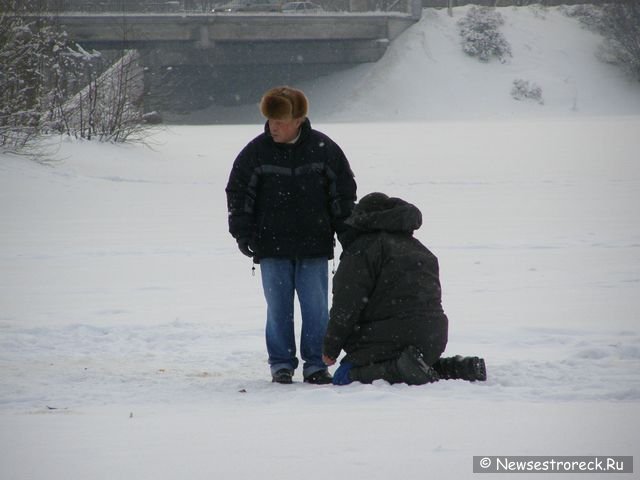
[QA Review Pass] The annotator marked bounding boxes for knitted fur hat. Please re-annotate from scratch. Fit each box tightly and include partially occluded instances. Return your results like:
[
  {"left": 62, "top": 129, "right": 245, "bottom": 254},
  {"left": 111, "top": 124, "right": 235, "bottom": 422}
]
[{"left": 260, "top": 86, "right": 309, "bottom": 120}]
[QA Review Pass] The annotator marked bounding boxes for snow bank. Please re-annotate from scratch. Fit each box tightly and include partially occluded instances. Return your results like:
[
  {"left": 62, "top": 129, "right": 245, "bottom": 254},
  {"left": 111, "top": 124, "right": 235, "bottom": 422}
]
[{"left": 1, "top": 6, "right": 639, "bottom": 480}]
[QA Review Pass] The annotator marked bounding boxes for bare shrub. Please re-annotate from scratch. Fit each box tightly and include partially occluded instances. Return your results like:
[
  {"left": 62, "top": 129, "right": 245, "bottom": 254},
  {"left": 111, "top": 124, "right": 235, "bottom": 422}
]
[
  {"left": 54, "top": 50, "right": 147, "bottom": 142},
  {"left": 2, "top": 3, "right": 153, "bottom": 157},
  {"left": 511, "top": 79, "right": 544, "bottom": 104}
]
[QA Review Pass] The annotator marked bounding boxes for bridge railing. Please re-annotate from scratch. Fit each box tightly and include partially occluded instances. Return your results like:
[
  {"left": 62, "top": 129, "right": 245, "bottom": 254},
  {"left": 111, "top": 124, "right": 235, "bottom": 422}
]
[{"left": 6, "top": 0, "right": 415, "bottom": 14}]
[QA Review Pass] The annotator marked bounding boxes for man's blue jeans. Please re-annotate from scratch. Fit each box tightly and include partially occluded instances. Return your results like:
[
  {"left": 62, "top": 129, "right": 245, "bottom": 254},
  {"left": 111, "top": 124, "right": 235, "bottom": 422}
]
[{"left": 260, "top": 257, "right": 329, "bottom": 378}]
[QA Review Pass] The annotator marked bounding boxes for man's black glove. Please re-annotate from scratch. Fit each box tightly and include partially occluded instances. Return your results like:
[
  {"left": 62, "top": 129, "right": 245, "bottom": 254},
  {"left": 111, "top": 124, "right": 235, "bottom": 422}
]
[{"left": 237, "top": 238, "right": 255, "bottom": 258}]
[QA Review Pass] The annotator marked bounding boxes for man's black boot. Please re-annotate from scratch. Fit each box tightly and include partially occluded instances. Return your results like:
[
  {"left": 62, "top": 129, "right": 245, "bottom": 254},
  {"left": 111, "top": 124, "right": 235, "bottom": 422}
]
[
  {"left": 396, "top": 346, "right": 440, "bottom": 385},
  {"left": 304, "top": 369, "right": 333, "bottom": 385},
  {"left": 433, "top": 355, "right": 487, "bottom": 382},
  {"left": 272, "top": 369, "right": 294, "bottom": 384},
  {"left": 350, "top": 346, "right": 439, "bottom": 385}
]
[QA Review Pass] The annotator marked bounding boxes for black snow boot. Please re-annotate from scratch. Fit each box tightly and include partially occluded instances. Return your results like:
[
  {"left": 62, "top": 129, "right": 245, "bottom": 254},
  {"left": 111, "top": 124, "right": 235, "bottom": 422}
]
[
  {"left": 272, "top": 368, "right": 294, "bottom": 384},
  {"left": 350, "top": 346, "right": 439, "bottom": 385},
  {"left": 396, "top": 346, "right": 440, "bottom": 385},
  {"left": 304, "top": 369, "right": 333, "bottom": 385},
  {"left": 432, "top": 355, "right": 487, "bottom": 382}
]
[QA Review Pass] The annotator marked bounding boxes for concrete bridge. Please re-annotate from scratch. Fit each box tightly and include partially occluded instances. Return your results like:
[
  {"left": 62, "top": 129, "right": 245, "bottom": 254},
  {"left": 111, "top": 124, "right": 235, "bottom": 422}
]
[{"left": 53, "top": 10, "right": 421, "bottom": 115}]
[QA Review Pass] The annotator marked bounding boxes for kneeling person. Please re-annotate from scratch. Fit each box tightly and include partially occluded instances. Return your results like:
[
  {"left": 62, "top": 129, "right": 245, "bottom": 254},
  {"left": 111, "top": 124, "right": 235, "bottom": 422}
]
[{"left": 322, "top": 193, "right": 486, "bottom": 386}]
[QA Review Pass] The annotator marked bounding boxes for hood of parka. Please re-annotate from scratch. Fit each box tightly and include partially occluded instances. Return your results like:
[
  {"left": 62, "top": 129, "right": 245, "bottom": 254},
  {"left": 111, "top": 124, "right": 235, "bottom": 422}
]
[{"left": 345, "top": 192, "right": 422, "bottom": 234}]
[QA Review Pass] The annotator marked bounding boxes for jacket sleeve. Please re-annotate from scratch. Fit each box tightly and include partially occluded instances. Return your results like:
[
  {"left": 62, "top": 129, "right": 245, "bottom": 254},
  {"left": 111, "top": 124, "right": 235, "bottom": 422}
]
[
  {"left": 325, "top": 142, "right": 357, "bottom": 236},
  {"left": 225, "top": 143, "right": 258, "bottom": 241},
  {"left": 323, "top": 239, "right": 380, "bottom": 360}
]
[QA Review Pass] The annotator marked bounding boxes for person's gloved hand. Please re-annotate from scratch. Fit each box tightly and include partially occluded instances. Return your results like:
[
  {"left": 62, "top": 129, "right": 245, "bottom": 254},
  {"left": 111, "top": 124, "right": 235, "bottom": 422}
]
[
  {"left": 332, "top": 362, "right": 354, "bottom": 386},
  {"left": 237, "top": 238, "right": 255, "bottom": 258},
  {"left": 323, "top": 354, "right": 336, "bottom": 366}
]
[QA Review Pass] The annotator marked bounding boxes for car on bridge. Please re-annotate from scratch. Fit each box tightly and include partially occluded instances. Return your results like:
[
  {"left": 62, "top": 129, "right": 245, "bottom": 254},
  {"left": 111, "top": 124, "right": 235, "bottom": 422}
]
[
  {"left": 281, "top": 1, "right": 323, "bottom": 13},
  {"left": 212, "top": 0, "right": 282, "bottom": 12}
]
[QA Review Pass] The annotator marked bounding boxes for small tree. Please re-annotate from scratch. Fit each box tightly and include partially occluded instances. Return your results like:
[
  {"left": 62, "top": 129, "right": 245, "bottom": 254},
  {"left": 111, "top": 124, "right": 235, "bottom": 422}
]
[
  {"left": 0, "top": 10, "right": 73, "bottom": 150},
  {"left": 457, "top": 6, "right": 512, "bottom": 63},
  {"left": 2, "top": 2, "right": 152, "bottom": 155}
]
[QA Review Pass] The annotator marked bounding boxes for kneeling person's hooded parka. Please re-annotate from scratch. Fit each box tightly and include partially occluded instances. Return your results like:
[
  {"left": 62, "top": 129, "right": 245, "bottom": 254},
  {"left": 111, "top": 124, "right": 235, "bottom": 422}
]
[{"left": 323, "top": 193, "right": 448, "bottom": 367}]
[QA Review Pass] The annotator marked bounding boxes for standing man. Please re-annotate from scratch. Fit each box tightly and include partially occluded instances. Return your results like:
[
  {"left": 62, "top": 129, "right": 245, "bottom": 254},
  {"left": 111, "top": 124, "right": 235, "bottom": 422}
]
[{"left": 226, "top": 86, "right": 357, "bottom": 384}]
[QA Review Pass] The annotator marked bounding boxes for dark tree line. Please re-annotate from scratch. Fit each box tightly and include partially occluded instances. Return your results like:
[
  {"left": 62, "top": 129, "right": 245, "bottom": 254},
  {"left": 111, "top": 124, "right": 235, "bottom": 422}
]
[{"left": 599, "top": 1, "right": 640, "bottom": 82}]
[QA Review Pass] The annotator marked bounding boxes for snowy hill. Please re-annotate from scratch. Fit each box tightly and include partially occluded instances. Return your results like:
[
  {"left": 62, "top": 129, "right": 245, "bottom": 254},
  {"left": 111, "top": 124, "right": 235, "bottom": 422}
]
[
  {"left": 1, "top": 6, "right": 640, "bottom": 480},
  {"left": 311, "top": 6, "right": 640, "bottom": 121},
  {"left": 182, "top": 5, "right": 640, "bottom": 124}
]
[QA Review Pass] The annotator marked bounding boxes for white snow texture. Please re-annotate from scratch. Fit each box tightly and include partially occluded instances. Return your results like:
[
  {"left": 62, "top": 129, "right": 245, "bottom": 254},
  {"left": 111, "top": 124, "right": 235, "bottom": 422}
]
[{"left": 1, "top": 6, "right": 639, "bottom": 480}]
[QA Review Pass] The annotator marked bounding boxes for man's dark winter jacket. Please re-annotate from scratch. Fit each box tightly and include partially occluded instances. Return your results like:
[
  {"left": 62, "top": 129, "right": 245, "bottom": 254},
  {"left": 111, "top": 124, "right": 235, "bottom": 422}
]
[
  {"left": 323, "top": 193, "right": 449, "bottom": 366},
  {"left": 225, "top": 119, "right": 356, "bottom": 260}
]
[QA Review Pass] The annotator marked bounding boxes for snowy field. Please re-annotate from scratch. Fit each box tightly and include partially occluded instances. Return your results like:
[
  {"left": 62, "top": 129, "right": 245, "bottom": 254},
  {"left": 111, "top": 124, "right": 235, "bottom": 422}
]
[{"left": 2, "top": 6, "right": 640, "bottom": 480}]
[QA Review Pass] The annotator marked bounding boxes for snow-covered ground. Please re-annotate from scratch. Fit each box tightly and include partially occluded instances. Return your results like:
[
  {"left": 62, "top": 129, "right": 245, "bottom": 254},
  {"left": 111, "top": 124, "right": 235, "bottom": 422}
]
[{"left": 1, "top": 6, "right": 639, "bottom": 480}]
